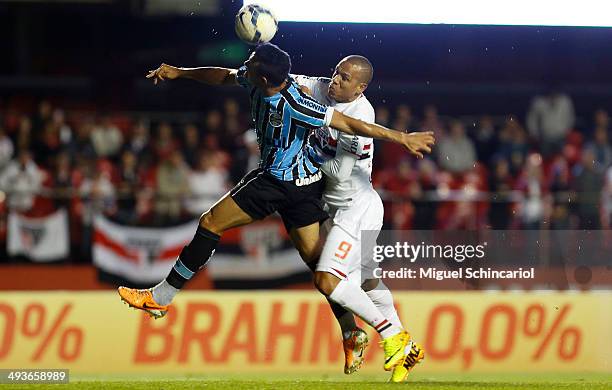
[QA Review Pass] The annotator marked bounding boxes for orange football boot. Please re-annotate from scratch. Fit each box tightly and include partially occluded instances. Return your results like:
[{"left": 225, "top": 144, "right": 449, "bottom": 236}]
[
  {"left": 117, "top": 286, "right": 169, "bottom": 319},
  {"left": 343, "top": 328, "right": 369, "bottom": 374}
]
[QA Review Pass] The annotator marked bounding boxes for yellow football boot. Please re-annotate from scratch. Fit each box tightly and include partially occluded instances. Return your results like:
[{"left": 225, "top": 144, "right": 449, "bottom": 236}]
[
  {"left": 381, "top": 330, "right": 411, "bottom": 371},
  {"left": 390, "top": 340, "right": 425, "bottom": 382}
]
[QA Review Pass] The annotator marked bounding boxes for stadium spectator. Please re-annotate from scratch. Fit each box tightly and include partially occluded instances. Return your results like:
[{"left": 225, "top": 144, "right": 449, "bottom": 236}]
[
  {"left": 394, "top": 104, "right": 417, "bottom": 130},
  {"left": 444, "top": 171, "right": 482, "bottom": 230},
  {"left": 16, "top": 116, "right": 32, "bottom": 151},
  {"left": 472, "top": 115, "right": 497, "bottom": 164},
  {"left": 223, "top": 98, "right": 247, "bottom": 150},
  {"left": 0, "top": 149, "right": 43, "bottom": 212},
  {"left": 592, "top": 108, "right": 609, "bottom": 136},
  {"left": 115, "top": 150, "right": 140, "bottom": 224},
  {"left": 78, "top": 162, "right": 116, "bottom": 225},
  {"left": 377, "top": 158, "right": 416, "bottom": 229},
  {"left": 488, "top": 157, "right": 514, "bottom": 229},
  {"left": 153, "top": 122, "right": 178, "bottom": 161},
  {"left": 498, "top": 116, "right": 530, "bottom": 175},
  {"left": 572, "top": 146, "right": 604, "bottom": 229},
  {"left": 437, "top": 120, "right": 477, "bottom": 174},
  {"left": 375, "top": 106, "right": 390, "bottom": 127},
  {"left": 229, "top": 130, "right": 260, "bottom": 186},
  {"left": 182, "top": 123, "right": 201, "bottom": 168},
  {"left": 587, "top": 126, "right": 612, "bottom": 168},
  {"left": 516, "top": 153, "right": 550, "bottom": 229},
  {"left": 31, "top": 100, "right": 52, "bottom": 135},
  {"left": 52, "top": 109, "right": 73, "bottom": 146},
  {"left": 51, "top": 152, "right": 73, "bottom": 209},
  {"left": 125, "top": 120, "right": 152, "bottom": 156},
  {"left": 77, "top": 160, "right": 116, "bottom": 258},
  {"left": 381, "top": 104, "right": 419, "bottom": 169},
  {"left": 204, "top": 109, "right": 223, "bottom": 134},
  {"left": 410, "top": 158, "right": 439, "bottom": 229},
  {"left": 548, "top": 156, "right": 573, "bottom": 229},
  {"left": 421, "top": 104, "right": 444, "bottom": 134},
  {"left": 33, "top": 121, "right": 61, "bottom": 166},
  {"left": 527, "top": 88, "right": 575, "bottom": 157},
  {"left": 90, "top": 116, "right": 123, "bottom": 158},
  {"left": 154, "top": 150, "right": 190, "bottom": 224},
  {"left": 202, "top": 132, "right": 230, "bottom": 168},
  {"left": 0, "top": 126, "right": 14, "bottom": 171},
  {"left": 186, "top": 151, "right": 228, "bottom": 216},
  {"left": 601, "top": 165, "right": 612, "bottom": 229},
  {"left": 65, "top": 120, "right": 96, "bottom": 161}
]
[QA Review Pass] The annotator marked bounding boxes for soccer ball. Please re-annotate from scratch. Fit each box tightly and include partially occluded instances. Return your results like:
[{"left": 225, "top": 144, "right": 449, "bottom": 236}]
[{"left": 235, "top": 3, "right": 278, "bottom": 45}]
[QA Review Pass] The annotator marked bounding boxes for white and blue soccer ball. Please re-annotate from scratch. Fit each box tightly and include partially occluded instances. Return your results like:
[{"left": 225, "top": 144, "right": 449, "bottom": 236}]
[{"left": 235, "top": 3, "right": 278, "bottom": 45}]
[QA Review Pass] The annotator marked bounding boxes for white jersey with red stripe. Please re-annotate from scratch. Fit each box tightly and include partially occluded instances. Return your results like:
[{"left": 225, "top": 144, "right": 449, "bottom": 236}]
[{"left": 293, "top": 75, "right": 376, "bottom": 210}]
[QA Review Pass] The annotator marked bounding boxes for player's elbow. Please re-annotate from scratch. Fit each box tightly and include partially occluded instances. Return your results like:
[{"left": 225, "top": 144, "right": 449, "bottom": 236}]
[{"left": 222, "top": 70, "right": 238, "bottom": 85}]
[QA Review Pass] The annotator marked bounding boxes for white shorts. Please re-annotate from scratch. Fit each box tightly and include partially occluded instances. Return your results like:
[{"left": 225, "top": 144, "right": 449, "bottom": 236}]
[{"left": 316, "top": 189, "right": 384, "bottom": 285}]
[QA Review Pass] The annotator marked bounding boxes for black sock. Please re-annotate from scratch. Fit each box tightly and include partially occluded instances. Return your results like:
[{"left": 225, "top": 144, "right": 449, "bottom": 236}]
[
  {"left": 327, "top": 297, "right": 357, "bottom": 336},
  {"left": 166, "top": 226, "right": 220, "bottom": 289}
]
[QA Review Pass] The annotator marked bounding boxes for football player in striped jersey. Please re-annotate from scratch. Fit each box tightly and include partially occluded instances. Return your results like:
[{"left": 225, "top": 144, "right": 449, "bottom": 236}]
[{"left": 118, "top": 44, "right": 434, "bottom": 374}]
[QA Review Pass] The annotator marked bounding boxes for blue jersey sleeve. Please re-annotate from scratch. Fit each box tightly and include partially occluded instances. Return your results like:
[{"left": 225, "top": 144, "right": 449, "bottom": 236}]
[{"left": 282, "top": 85, "right": 334, "bottom": 129}]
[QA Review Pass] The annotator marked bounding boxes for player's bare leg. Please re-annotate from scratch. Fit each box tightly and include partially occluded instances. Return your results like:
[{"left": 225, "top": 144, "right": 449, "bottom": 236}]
[
  {"left": 302, "top": 267, "right": 366, "bottom": 375},
  {"left": 118, "top": 194, "right": 254, "bottom": 318},
  {"left": 288, "top": 221, "right": 324, "bottom": 264},
  {"left": 291, "top": 224, "right": 368, "bottom": 374}
]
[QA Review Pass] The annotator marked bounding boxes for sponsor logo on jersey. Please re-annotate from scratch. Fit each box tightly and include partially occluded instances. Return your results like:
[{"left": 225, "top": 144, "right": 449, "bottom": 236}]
[
  {"left": 269, "top": 111, "right": 282, "bottom": 127},
  {"left": 297, "top": 97, "right": 325, "bottom": 112},
  {"left": 295, "top": 170, "right": 323, "bottom": 187}
]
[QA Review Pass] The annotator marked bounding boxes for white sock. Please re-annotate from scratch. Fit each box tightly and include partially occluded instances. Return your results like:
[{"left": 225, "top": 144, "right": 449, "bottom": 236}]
[
  {"left": 365, "top": 281, "right": 403, "bottom": 329},
  {"left": 329, "top": 279, "right": 401, "bottom": 339},
  {"left": 151, "top": 280, "right": 178, "bottom": 306}
]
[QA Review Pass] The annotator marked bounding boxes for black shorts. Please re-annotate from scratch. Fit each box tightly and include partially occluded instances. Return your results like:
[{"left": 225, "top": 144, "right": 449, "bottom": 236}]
[{"left": 230, "top": 168, "right": 329, "bottom": 231}]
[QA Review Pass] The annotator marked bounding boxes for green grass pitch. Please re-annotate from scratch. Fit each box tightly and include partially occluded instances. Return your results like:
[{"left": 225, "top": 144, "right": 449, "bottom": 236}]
[{"left": 4, "top": 372, "right": 611, "bottom": 389}]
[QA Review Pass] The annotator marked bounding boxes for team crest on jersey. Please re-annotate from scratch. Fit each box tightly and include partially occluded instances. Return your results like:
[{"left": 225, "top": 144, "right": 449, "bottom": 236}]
[{"left": 269, "top": 111, "right": 282, "bottom": 127}]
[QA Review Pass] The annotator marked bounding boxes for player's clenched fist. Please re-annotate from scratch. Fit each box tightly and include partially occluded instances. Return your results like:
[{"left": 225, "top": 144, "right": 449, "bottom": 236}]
[
  {"left": 400, "top": 131, "right": 435, "bottom": 159},
  {"left": 146, "top": 63, "right": 182, "bottom": 84}
]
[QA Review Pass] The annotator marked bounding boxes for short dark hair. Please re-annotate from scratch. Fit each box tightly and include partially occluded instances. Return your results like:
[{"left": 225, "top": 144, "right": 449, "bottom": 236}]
[
  {"left": 252, "top": 43, "right": 291, "bottom": 86},
  {"left": 344, "top": 55, "right": 374, "bottom": 84}
]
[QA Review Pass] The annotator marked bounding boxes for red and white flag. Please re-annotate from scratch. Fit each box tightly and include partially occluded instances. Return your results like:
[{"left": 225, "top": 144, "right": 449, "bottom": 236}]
[
  {"left": 92, "top": 215, "right": 197, "bottom": 284},
  {"left": 7, "top": 209, "right": 69, "bottom": 262}
]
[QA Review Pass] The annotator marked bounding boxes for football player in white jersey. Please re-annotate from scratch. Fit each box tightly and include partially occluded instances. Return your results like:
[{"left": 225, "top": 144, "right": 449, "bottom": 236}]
[{"left": 295, "top": 56, "right": 427, "bottom": 382}]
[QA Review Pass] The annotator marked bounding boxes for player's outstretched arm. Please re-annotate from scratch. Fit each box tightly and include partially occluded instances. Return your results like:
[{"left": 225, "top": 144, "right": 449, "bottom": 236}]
[
  {"left": 329, "top": 110, "right": 436, "bottom": 159},
  {"left": 146, "top": 63, "right": 238, "bottom": 86}
]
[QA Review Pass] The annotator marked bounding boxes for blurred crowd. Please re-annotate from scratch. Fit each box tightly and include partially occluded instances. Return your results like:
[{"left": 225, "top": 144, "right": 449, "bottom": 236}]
[
  {"left": 374, "top": 92, "right": 610, "bottom": 231},
  {"left": 0, "top": 90, "right": 610, "bottom": 261}
]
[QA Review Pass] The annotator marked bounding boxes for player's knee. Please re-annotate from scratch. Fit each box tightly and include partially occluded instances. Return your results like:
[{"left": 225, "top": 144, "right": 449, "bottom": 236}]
[
  {"left": 199, "top": 212, "right": 222, "bottom": 235},
  {"left": 293, "top": 241, "right": 320, "bottom": 264},
  {"left": 361, "top": 278, "right": 379, "bottom": 292},
  {"left": 314, "top": 271, "right": 339, "bottom": 296},
  {"left": 300, "top": 250, "right": 319, "bottom": 265},
  {"left": 304, "top": 260, "right": 317, "bottom": 273}
]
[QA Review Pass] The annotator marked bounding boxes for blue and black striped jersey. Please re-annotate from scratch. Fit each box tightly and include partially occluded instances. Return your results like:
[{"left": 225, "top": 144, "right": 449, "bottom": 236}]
[{"left": 236, "top": 66, "right": 334, "bottom": 181}]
